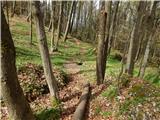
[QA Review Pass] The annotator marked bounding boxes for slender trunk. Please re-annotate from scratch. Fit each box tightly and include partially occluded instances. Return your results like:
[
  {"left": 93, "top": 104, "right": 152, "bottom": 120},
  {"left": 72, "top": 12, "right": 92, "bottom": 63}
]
[
  {"left": 55, "top": 1, "right": 63, "bottom": 51},
  {"left": 33, "top": 1, "right": 59, "bottom": 100},
  {"left": 50, "top": 2, "right": 55, "bottom": 52},
  {"left": 108, "top": 1, "right": 119, "bottom": 55},
  {"left": 75, "top": 2, "right": 81, "bottom": 33},
  {"left": 86, "top": 1, "right": 93, "bottom": 40},
  {"left": 48, "top": 19, "right": 52, "bottom": 32},
  {"left": 139, "top": 35, "right": 152, "bottom": 78},
  {"left": 63, "top": 1, "right": 75, "bottom": 42},
  {"left": 6, "top": 1, "right": 9, "bottom": 27},
  {"left": 69, "top": 2, "right": 77, "bottom": 34},
  {"left": 96, "top": 1, "right": 107, "bottom": 84},
  {"left": 11, "top": 1, "right": 16, "bottom": 17},
  {"left": 26, "top": 12, "right": 31, "bottom": 22},
  {"left": 30, "top": 1, "right": 32, "bottom": 45},
  {"left": 125, "top": 1, "right": 146, "bottom": 75},
  {"left": 102, "top": 1, "right": 111, "bottom": 83},
  {"left": 1, "top": 8, "right": 35, "bottom": 120},
  {"left": 20, "top": 1, "right": 23, "bottom": 15},
  {"left": 135, "top": 33, "right": 144, "bottom": 62},
  {"left": 139, "top": 1, "right": 158, "bottom": 78},
  {"left": 119, "top": 28, "right": 132, "bottom": 77}
]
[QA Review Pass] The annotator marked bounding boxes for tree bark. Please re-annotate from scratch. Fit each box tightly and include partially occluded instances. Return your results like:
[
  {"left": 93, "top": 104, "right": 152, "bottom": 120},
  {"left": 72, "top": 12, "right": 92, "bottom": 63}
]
[
  {"left": 30, "top": 1, "right": 32, "bottom": 45},
  {"left": 55, "top": 1, "right": 63, "bottom": 51},
  {"left": 1, "top": 8, "right": 35, "bottom": 120},
  {"left": 63, "top": 1, "right": 75, "bottom": 42},
  {"left": 75, "top": 2, "right": 81, "bottom": 33},
  {"left": 108, "top": 1, "right": 119, "bottom": 55},
  {"left": 6, "top": 1, "right": 9, "bottom": 27},
  {"left": 96, "top": 1, "right": 107, "bottom": 85},
  {"left": 73, "top": 83, "right": 90, "bottom": 120},
  {"left": 69, "top": 1, "right": 77, "bottom": 34},
  {"left": 20, "top": 1, "right": 23, "bottom": 15},
  {"left": 11, "top": 1, "right": 16, "bottom": 17},
  {"left": 48, "top": 18, "right": 52, "bottom": 32},
  {"left": 125, "top": 1, "right": 146, "bottom": 75},
  {"left": 139, "top": 35, "right": 152, "bottom": 78},
  {"left": 139, "top": 1, "right": 158, "bottom": 78},
  {"left": 50, "top": 2, "right": 56, "bottom": 52},
  {"left": 33, "top": 1, "right": 59, "bottom": 100}
]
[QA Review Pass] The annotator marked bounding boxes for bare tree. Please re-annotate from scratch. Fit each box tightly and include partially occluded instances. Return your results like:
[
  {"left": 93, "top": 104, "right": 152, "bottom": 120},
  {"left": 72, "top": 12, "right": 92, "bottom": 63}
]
[
  {"left": 50, "top": 1, "right": 56, "bottom": 52},
  {"left": 108, "top": 1, "right": 119, "bottom": 55},
  {"left": 139, "top": 1, "right": 158, "bottom": 78},
  {"left": 30, "top": 1, "right": 32, "bottom": 45},
  {"left": 1, "top": 8, "right": 35, "bottom": 120},
  {"left": 33, "top": 1, "right": 59, "bottom": 101},
  {"left": 125, "top": 1, "right": 147, "bottom": 75},
  {"left": 75, "top": 1, "right": 81, "bottom": 33},
  {"left": 96, "top": 1, "right": 111, "bottom": 84},
  {"left": 63, "top": 1, "right": 76, "bottom": 42},
  {"left": 69, "top": 1, "right": 77, "bottom": 34},
  {"left": 11, "top": 1, "right": 16, "bottom": 17},
  {"left": 6, "top": 1, "right": 9, "bottom": 26},
  {"left": 55, "top": 1, "right": 63, "bottom": 51}
]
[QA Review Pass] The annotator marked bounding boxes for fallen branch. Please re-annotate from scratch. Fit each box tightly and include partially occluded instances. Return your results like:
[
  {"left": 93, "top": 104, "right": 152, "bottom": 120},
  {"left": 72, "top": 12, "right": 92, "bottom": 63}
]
[{"left": 73, "top": 83, "right": 91, "bottom": 120}]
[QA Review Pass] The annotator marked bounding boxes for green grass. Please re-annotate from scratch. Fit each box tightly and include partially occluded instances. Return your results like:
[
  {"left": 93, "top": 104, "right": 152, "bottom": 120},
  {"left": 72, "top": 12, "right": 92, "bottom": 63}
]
[
  {"left": 11, "top": 18, "right": 92, "bottom": 69},
  {"left": 101, "top": 85, "right": 118, "bottom": 99},
  {"left": 11, "top": 17, "right": 158, "bottom": 85},
  {"left": 35, "top": 108, "right": 60, "bottom": 120}
]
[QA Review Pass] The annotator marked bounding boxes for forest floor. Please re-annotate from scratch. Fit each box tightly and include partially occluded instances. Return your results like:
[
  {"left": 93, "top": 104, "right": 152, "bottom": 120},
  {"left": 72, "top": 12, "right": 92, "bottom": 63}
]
[{"left": 1, "top": 16, "right": 160, "bottom": 120}]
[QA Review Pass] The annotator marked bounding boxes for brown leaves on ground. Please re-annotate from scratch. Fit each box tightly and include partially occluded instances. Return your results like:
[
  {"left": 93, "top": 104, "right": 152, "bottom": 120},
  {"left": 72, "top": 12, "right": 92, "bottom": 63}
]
[
  {"left": 1, "top": 63, "right": 160, "bottom": 120},
  {"left": 1, "top": 63, "right": 68, "bottom": 120}
]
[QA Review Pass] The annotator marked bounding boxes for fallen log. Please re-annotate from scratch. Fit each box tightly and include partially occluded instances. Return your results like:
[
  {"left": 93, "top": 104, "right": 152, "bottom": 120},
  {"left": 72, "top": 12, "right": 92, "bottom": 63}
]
[{"left": 73, "top": 83, "right": 91, "bottom": 120}]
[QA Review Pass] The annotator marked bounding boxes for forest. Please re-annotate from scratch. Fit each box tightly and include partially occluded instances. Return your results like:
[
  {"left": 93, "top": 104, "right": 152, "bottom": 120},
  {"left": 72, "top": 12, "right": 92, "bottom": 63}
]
[{"left": 1, "top": 0, "right": 160, "bottom": 120}]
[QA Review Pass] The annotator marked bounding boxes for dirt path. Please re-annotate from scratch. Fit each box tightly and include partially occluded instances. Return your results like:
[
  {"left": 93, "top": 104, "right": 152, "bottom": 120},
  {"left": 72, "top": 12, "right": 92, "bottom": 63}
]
[
  {"left": 60, "top": 59, "right": 87, "bottom": 120},
  {"left": 59, "top": 39, "right": 105, "bottom": 120}
]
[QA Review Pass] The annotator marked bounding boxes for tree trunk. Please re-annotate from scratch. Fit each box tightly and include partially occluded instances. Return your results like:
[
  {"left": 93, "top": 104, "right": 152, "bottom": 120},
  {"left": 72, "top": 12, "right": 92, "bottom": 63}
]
[
  {"left": 75, "top": 2, "right": 81, "bottom": 33},
  {"left": 96, "top": 1, "right": 110, "bottom": 85},
  {"left": 30, "top": 1, "right": 32, "bottom": 45},
  {"left": 48, "top": 13, "right": 52, "bottom": 32},
  {"left": 50, "top": 2, "right": 56, "bottom": 52},
  {"left": 108, "top": 1, "right": 119, "bottom": 55},
  {"left": 139, "top": 35, "right": 152, "bottom": 78},
  {"left": 20, "top": 1, "right": 23, "bottom": 15},
  {"left": 63, "top": 1, "right": 75, "bottom": 42},
  {"left": 33, "top": 1, "right": 59, "bottom": 100},
  {"left": 1, "top": 8, "right": 35, "bottom": 120},
  {"left": 69, "top": 2, "right": 77, "bottom": 34},
  {"left": 135, "top": 32, "right": 144, "bottom": 62},
  {"left": 139, "top": 1, "right": 157, "bottom": 78},
  {"left": 102, "top": 1, "right": 112, "bottom": 82},
  {"left": 55, "top": 1, "right": 63, "bottom": 51},
  {"left": 6, "top": 1, "right": 9, "bottom": 27},
  {"left": 125, "top": 1, "right": 146, "bottom": 75},
  {"left": 11, "top": 1, "right": 16, "bottom": 17}
]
